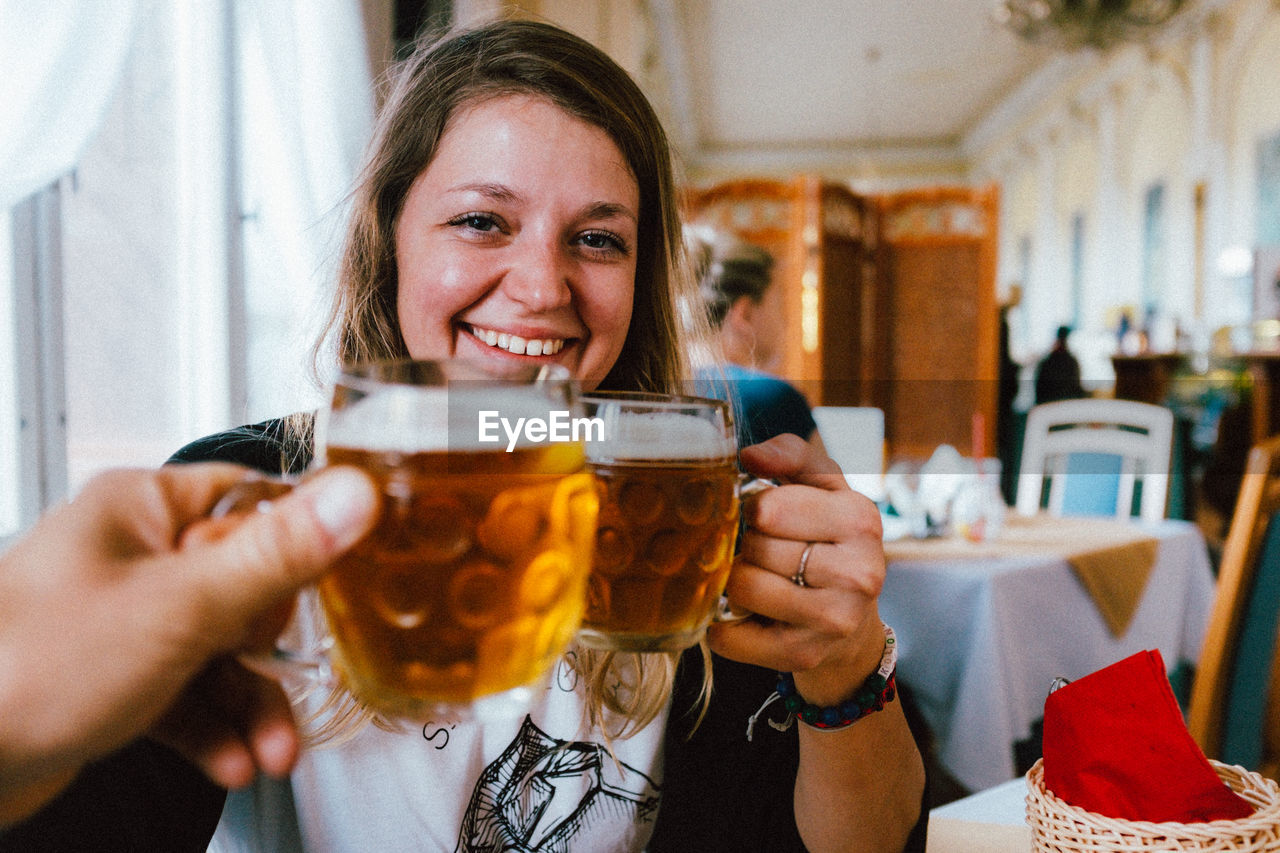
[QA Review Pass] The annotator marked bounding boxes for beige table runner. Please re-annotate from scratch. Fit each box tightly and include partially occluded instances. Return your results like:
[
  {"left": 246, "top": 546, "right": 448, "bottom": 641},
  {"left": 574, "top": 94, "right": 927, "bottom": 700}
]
[{"left": 884, "top": 514, "right": 1159, "bottom": 637}]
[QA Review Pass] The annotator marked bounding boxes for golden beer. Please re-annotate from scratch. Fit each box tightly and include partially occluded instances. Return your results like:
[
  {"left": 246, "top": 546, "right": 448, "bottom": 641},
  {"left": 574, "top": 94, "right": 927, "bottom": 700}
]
[
  {"left": 320, "top": 442, "right": 597, "bottom": 714},
  {"left": 582, "top": 458, "right": 739, "bottom": 650},
  {"left": 576, "top": 393, "right": 741, "bottom": 652},
  {"left": 286, "top": 359, "right": 596, "bottom": 717}
]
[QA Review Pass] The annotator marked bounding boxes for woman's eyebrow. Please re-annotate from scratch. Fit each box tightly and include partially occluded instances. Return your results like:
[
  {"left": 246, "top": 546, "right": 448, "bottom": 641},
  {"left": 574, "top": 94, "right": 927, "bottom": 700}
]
[
  {"left": 582, "top": 201, "right": 637, "bottom": 224},
  {"left": 446, "top": 182, "right": 521, "bottom": 203},
  {"left": 442, "top": 185, "right": 634, "bottom": 224}
]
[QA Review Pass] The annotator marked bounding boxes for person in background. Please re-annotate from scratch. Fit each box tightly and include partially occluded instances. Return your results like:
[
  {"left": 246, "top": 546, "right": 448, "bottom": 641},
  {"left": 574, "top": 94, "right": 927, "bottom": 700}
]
[
  {"left": 689, "top": 226, "right": 822, "bottom": 450},
  {"left": 1034, "top": 325, "right": 1087, "bottom": 405},
  {"left": 996, "top": 284, "right": 1023, "bottom": 503},
  {"left": 182, "top": 19, "right": 919, "bottom": 852},
  {"left": 0, "top": 463, "right": 378, "bottom": 830}
]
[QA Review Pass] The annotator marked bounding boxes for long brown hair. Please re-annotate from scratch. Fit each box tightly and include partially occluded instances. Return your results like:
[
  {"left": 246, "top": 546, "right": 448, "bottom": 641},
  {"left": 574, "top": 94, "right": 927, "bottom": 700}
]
[{"left": 299, "top": 16, "right": 714, "bottom": 743}]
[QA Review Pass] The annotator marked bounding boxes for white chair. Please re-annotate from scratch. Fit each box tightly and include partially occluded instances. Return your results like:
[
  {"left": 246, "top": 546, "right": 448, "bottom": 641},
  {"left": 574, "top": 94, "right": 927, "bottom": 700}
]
[
  {"left": 1015, "top": 398, "right": 1174, "bottom": 522},
  {"left": 812, "top": 406, "right": 885, "bottom": 500}
]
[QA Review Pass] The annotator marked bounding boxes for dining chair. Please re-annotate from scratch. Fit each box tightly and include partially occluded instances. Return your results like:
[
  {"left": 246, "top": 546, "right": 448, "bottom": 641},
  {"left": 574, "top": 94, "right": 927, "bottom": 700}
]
[
  {"left": 1015, "top": 398, "right": 1174, "bottom": 522},
  {"left": 811, "top": 406, "right": 885, "bottom": 499},
  {"left": 1187, "top": 434, "right": 1280, "bottom": 780}
]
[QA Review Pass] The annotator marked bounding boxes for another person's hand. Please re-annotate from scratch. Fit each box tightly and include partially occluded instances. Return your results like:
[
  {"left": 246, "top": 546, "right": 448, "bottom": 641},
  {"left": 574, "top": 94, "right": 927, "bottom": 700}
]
[
  {"left": 710, "top": 433, "right": 887, "bottom": 705},
  {"left": 0, "top": 463, "right": 379, "bottom": 825}
]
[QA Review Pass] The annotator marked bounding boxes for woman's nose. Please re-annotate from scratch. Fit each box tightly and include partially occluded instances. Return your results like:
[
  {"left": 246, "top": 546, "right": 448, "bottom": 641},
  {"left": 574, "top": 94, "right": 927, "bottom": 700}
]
[{"left": 502, "top": 241, "right": 573, "bottom": 312}]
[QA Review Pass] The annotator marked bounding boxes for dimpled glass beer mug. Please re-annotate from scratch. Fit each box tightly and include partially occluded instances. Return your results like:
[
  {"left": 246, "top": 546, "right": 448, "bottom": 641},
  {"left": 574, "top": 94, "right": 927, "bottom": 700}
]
[
  {"left": 575, "top": 392, "right": 743, "bottom": 652},
  {"left": 225, "top": 360, "right": 598, "bottom": 718}
]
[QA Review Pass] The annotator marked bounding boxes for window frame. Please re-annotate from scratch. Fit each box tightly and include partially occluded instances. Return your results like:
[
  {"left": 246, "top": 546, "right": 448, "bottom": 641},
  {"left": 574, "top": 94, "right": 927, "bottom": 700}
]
[{"left": 4, "top": 180, "right": 68, "bottom": 547}]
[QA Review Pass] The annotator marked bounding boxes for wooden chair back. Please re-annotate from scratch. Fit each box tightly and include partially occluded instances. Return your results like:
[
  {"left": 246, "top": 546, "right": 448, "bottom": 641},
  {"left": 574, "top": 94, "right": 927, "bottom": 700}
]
[{"left": 1187, "top": 434, "right": 1280, "bottom": 780}]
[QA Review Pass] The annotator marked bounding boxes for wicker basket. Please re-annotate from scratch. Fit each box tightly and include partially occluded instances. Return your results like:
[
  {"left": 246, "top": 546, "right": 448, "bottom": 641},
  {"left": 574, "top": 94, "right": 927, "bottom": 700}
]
[{"left": 1025, "top": 758, "right": 1280, "bottom": 852}]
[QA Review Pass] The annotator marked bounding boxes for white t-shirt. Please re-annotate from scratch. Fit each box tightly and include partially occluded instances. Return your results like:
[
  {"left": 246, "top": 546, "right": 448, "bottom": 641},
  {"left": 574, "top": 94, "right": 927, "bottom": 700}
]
[{"left": 208, "top": 653, "right": 668, "bottom": 853}]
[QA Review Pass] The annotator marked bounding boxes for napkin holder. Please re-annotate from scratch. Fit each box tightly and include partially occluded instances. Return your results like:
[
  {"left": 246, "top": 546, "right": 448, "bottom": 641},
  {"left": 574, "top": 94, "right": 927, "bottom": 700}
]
[{"left": 1026, "top": 758, "right": 1280, "bottom": 852}]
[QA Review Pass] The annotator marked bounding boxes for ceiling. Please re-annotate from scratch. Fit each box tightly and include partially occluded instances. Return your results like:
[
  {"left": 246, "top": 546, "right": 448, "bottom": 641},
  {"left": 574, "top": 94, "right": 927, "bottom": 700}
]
[{"left": 648, "top": 0, "right": 1078, "bottom": 178}]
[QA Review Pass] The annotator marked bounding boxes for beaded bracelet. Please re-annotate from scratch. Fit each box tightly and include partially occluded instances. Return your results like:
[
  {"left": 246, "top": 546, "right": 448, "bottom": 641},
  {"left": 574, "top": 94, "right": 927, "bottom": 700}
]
[{"left": 747, "top": 623, "right": 898, "bottom": 740}]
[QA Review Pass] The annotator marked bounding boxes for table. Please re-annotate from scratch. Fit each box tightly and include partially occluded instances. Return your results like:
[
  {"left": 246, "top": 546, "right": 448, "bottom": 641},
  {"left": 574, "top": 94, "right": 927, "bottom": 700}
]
[
  {"left": 926, "top": 778, "right": 1029, "bottom": 853},
  {"left": 879, "top": 515, "right": 1216, "bottom": 793}
]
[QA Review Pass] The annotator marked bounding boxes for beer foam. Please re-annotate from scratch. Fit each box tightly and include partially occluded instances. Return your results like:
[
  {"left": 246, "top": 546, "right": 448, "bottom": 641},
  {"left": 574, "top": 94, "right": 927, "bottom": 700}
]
[
  {"left": 589, "top": 411, "right": 734, "bottom": 461},
  {"left": 322, "top": 385, "right": 572, "bottom": 452}
]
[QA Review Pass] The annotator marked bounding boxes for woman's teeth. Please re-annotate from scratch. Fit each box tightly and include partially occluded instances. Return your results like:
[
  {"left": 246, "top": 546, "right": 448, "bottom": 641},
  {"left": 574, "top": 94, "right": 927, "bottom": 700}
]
[{"left": 469, "top": 324, "right": 565, "bottom": 356}]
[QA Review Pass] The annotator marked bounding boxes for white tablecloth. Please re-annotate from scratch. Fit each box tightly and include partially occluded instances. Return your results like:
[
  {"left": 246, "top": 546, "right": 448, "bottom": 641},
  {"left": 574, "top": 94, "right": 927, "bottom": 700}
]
[
  {"left": 880, "top": 517, "right": 1215, "bottom": 792},
  {"left": 926, "top": 777, "right": 1030, "bottom": 853}
]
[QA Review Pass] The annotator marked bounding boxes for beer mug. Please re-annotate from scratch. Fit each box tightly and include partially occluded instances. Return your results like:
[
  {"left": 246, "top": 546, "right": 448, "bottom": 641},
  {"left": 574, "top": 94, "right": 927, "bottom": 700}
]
[
  {"left": 575, "top": 392, "right": 748, "bottom": 652},
  {"left": 216, "top": 360, "right": 598, "bottom": 718}
]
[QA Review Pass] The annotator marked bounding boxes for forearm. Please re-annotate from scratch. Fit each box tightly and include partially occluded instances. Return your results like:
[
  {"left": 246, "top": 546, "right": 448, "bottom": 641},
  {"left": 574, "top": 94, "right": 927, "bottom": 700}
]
[
  {"left": 0, "top": 649, "right": 84, "bottom": 826},
  {"left": 791, "top": 617, "right": 926, "bottom": 852},
  {"left": 794, "top": 702, "right": 924, "bottom": 853}
]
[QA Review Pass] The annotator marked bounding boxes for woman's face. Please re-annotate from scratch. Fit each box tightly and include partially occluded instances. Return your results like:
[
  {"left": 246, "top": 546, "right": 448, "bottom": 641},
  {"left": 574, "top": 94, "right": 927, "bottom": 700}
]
[{"left": 394, "top": 94, "right": 639, "bottom": 391}]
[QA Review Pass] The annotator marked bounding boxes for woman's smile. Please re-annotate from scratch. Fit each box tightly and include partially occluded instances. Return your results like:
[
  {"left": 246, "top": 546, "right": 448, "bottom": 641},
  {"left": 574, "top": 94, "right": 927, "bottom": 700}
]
[{"left": 461, "top": 322, "right": 568, "bottom": 356}]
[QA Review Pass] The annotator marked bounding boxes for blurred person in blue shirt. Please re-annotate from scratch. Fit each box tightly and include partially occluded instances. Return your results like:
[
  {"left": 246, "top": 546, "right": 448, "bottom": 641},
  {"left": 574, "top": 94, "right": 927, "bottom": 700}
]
[{"left": 688, "top": 227, "right": 821, "bottom": 450}]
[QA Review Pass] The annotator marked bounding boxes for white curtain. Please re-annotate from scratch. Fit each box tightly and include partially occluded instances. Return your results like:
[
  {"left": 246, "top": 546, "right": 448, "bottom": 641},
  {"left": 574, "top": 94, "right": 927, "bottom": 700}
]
[
  {"left": 236, "top": 0, "right": 375, "bottom": 417},
  {"left": 0, "top": 0, "right": 143, "bottom": 208}
]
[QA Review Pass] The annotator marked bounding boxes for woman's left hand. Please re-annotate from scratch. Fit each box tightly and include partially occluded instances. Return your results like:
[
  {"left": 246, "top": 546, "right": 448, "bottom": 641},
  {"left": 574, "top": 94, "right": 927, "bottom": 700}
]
[{"left": 708, "top": 432, "right": 887, "bottom": 705}]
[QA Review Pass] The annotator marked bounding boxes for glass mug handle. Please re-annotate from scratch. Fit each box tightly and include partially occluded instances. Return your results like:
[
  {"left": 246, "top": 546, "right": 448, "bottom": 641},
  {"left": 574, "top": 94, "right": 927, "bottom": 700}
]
[
  {"left": 713, "top": 474, "right": 778, "bottom": 624},
  {"left": 200, "top": 474, "right": 338, "bottom": 688}
]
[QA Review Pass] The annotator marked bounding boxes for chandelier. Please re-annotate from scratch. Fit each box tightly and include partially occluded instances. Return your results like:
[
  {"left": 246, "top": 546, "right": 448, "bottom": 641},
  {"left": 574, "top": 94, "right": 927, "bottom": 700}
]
[{"left": 995, "top": 0, "right": 1187, "bottom": 50}]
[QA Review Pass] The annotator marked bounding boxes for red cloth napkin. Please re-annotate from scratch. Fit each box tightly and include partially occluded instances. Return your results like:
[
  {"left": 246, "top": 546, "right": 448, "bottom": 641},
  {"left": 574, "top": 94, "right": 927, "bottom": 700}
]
[{"left": 1042, "top": 649, "right": 1254, "bottom": 823}]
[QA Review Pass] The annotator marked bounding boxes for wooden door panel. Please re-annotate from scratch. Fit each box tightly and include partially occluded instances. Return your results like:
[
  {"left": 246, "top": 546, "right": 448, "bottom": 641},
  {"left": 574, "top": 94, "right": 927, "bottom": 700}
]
[
  {"left": 686, "top": 178, "right": 999, "bottom": 462},
  {"left": 876, "top": 186, "right": 999, "bottom": 462},
  {"left": 886, "top": 244, "right": 984, "bottom": 457}
]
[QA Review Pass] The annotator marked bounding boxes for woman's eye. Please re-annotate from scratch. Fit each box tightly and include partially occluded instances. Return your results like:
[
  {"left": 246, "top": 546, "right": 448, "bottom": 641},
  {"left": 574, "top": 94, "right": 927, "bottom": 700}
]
[
  {"left": 579, "top": 230, "right": 627, "bottom": 254},
  {"left": 448, "top": 213, "right": 499, "bottom": 232}
]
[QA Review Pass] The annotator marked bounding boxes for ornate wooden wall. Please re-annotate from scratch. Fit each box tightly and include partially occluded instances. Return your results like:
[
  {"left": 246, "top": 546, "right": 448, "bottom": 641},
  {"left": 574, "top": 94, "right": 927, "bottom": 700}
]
[
  {"left": 687, "top": 178, "right": 999, "bottom": 461},
  {"left": 875, "top": 186, "right": 1000, "bottom": 460}
]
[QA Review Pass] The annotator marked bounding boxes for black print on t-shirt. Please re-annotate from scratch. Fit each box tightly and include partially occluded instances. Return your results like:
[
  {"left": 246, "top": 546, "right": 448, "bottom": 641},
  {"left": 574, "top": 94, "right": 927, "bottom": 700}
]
[
  {"left": 454, "top": 715, "right": 660, "bottom": 852},
  {"left": 422, "top": 722, "right": 457, "bottom": 750}
]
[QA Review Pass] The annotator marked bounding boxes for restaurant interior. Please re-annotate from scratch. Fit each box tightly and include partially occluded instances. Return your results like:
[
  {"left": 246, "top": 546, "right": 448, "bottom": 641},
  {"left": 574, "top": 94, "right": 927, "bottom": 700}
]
[{"left": 4, "top": 0, "right": 1280, "bottom": 847}]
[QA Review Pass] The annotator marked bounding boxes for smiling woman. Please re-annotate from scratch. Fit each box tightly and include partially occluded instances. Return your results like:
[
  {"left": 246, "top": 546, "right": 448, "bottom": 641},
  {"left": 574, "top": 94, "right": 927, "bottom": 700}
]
[{"left": 173, "top": 17, "right": 926, "bottom": 853}]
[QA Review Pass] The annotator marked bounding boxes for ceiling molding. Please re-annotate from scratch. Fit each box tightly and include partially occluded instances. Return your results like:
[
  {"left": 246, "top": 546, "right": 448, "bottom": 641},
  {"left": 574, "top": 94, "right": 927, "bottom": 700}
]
[
  {"left": 963, "top": 0, "right": 1241, "bottom": 164},
  {"left": 637, "top": 0, "right": 1266, "bottom": 185},
  {"left": 962, "top": 52, "right": 1092, "bottom": 162},
  {"left": 684, "top": 138, "right": 970, "bottom": 179}
]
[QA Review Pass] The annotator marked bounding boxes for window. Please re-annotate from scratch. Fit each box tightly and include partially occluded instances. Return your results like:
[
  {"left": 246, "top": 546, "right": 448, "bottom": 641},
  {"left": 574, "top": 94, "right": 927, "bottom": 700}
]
[
  {"left": 2, "top": 2, "right": 373, "bottom": 536},
  {"left": 3, "top": 186, "right": 68, "bottom": 545},
  {"left": 1070, "top": 212, "right": 1085, "bottom": 329},
  {"left": 1141, "top": 182, "right": 1166, "bottom": 313},
  {"left": 1259, "top": 129, "right": 1280, "bottom": 247},
  {"left": 60, "top": 8, "right": 196, "bottom": 490},
  {"left": 1018, "top": 234, "right": 1032, "bottom": 288},
  {"left": 0, "top": 205, "right": 19, "bottom": 541}
]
